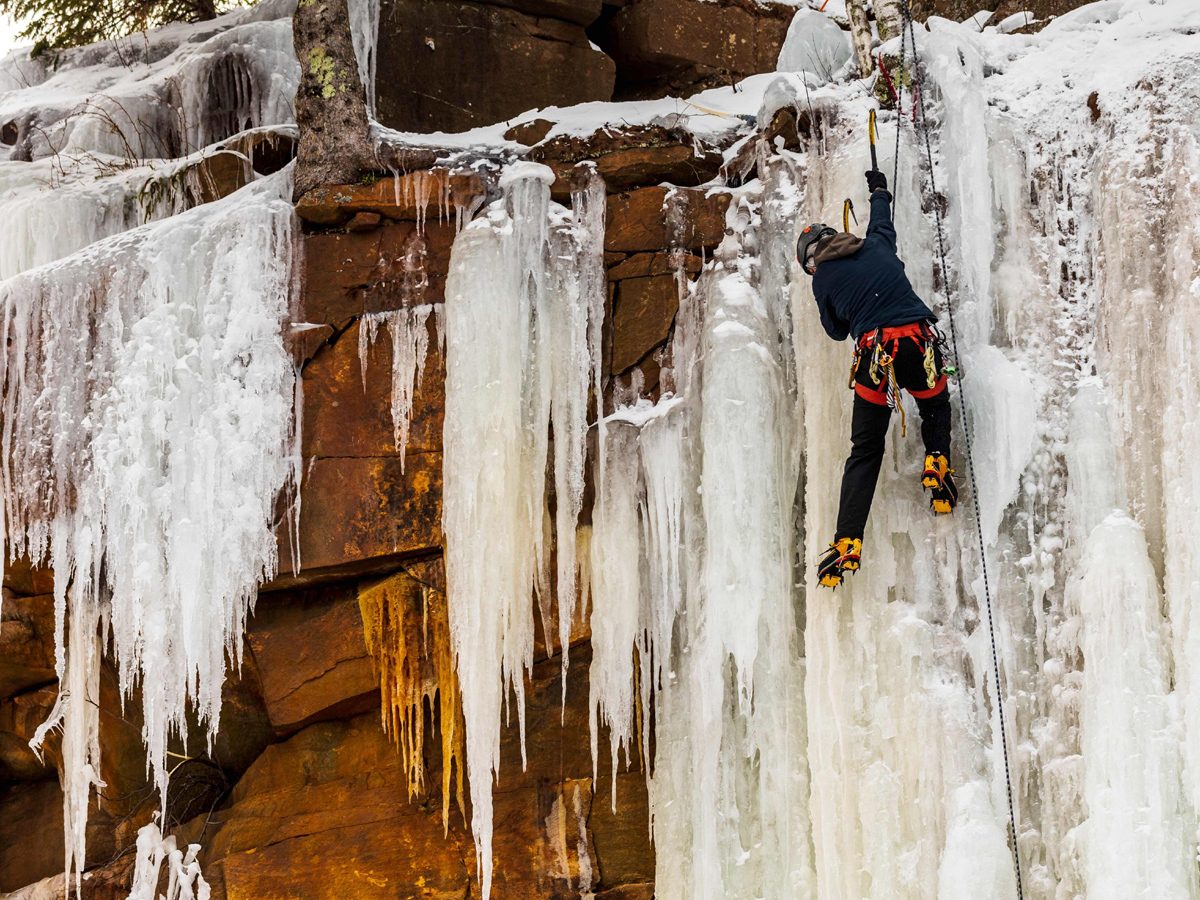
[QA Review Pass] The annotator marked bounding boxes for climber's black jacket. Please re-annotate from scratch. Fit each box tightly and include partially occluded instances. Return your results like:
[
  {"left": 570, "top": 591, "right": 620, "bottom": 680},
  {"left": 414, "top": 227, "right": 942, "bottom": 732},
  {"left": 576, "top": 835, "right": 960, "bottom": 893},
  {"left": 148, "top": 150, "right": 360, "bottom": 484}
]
[{"left": 812, "top": 191, "right": 936, "bottom": 341}]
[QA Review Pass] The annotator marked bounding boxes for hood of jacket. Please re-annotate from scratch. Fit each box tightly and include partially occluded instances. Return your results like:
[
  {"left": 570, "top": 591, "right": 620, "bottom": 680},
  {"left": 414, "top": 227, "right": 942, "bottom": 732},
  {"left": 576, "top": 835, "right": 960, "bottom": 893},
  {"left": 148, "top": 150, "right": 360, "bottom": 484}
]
[{"left": 812, "top": 232, "right": 865, "bottom": 268}]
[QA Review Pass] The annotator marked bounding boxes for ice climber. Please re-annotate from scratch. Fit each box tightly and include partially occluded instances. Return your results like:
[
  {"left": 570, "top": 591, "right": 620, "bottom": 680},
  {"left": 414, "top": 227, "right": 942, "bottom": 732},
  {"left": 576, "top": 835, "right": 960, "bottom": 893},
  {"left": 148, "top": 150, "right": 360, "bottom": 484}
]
[{"left": 798, "top": 169, "right": 958, "bottom": 589}]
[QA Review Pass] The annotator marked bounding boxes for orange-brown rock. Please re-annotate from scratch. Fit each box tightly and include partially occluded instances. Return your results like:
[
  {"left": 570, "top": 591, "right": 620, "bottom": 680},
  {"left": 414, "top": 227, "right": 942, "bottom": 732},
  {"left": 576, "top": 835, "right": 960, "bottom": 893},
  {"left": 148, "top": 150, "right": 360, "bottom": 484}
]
[
  {"left": 0, "top": 854, "right": 136, "bottom": 900},
  {"left": 301, "top": 219, "right": 457, "bottom": 326},
  {"left": 590, "top": 774, "right": 654, "bottom": 886},
  {"left": 2, "top": 553, "right": 54, "bottom": 596},
  {"left": 0, "top": 686, "right": 56, "bottom": 781},
  {"left": 200, "top": 714, "right": 597, "bottom": 900},
  {"left": 607, "top": 251, "right": 702, "bottom": 281},
  {"left": 275, "top": 453, "right": 442, "bottom": 582},
  {"left": 302, "top": 319, "right": 444, "bottom": 460},
  {"left": 247, "top": 584, "right": 379, "bottom": 735},
  {"left": 291, "top": 322, "right": 334, "bottom": 368},
  {"left": 611, "top": 275, "right": 678, "bottom": 374},
  {"left": 295, "top": 170, "right": 485, "bottom": 227},
  {"left": 198, "top": 638, "right": 650, "bottom": 900},
  {"left": 0, "top": 779, "right": 66, "bottom": 892},
  {"left": 505, "top": 118, "right": 557, "bottom": 146},
  {"left": 530, "top": 124, "right": 725, "bottom": 197},
  {"left": 605, "top": 185, "right": 730, "bottom": 253},
  {"left": 0, "top": 671, "right": 153, "bottom": 864},
  {"left": 0, "top": 591, "right": 55, "bottom": 701},
  {"left": 475, "top": 0, "right": 602, "bottom": 26}
]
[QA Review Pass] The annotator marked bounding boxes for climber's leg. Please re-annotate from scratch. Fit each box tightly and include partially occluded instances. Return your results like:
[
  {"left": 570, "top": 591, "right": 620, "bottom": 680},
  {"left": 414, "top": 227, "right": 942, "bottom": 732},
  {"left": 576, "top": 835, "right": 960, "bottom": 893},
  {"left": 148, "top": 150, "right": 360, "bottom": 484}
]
[
  {"left": 835, "top": 392, "right": 891, "bottom": 541},
  {"left": 914, "top": 389, "right": 957, "bottom": 513},
  {"left": 914, "top": 387, "right": 951, "bottom": 456}
]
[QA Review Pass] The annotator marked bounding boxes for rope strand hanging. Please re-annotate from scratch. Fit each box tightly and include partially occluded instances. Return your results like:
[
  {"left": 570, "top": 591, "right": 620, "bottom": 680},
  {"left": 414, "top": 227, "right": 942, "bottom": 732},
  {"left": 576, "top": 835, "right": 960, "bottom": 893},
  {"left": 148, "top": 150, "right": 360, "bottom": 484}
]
[{"left": 886, "top": 5, "right": 1027, "bottom": 899}]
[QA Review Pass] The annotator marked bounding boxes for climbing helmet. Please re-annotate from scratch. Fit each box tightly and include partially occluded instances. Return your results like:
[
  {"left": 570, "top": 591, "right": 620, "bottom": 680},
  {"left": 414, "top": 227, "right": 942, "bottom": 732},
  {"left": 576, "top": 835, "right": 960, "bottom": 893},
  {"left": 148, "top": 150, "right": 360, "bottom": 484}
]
[{"left": 797, "top": 223, "right": 837, "bottom": 275}]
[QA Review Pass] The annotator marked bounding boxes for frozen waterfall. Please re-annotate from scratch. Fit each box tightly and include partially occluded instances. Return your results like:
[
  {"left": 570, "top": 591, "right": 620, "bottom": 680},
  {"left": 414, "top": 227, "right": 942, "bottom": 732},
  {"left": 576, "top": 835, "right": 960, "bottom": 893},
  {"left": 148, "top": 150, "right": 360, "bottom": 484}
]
[
  {"left": 436, "top": 3, "right": 1200, "bottom": 900},
  {"left": 0, "top": 170, "right": 300, "bottom": 887}
]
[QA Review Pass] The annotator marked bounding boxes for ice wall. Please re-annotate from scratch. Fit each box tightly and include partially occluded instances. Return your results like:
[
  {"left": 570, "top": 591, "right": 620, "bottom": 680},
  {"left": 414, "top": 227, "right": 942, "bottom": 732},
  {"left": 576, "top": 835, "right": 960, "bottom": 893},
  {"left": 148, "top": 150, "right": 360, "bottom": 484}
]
[
  {"left": 437, "top": 4, "right": 1200, "bottom": 900},
  {"left": 0, "top": 170, "right": 300, "bottom": 886}
]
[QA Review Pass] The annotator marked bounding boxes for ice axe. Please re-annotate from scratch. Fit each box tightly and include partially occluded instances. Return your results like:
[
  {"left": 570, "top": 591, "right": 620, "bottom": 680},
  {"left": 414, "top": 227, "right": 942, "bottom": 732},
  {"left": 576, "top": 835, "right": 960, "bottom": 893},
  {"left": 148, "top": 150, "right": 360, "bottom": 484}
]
[
  {"left": 843, "top": 110, "right": 880, "bottom": 232},
  {"left": 868, "top": 108, "right": 879, "bottom": 173}
]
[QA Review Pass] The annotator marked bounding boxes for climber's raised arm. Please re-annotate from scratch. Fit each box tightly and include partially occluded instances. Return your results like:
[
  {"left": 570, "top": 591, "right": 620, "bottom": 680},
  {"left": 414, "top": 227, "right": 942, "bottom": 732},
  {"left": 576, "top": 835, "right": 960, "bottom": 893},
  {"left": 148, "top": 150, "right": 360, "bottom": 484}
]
[{"left": 864, "top": 171, "right": 896, "bottom": 251}]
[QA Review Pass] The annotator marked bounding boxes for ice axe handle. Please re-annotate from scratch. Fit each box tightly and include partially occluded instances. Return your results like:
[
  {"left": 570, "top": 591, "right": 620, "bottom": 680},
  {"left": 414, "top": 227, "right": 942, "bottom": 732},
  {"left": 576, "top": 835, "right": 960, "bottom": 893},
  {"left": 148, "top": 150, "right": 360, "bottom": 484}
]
[{"left": 868, "top": 109, "right": 879, "bottom": 172}]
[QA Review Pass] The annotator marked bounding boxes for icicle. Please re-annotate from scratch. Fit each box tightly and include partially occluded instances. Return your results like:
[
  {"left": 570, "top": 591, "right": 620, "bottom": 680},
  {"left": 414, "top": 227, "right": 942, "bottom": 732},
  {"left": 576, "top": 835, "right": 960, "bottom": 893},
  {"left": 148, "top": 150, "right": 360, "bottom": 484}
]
[
  {"left": 0, "top": 171, "right": 299, "bottom": 883},
  {"left": 358, "top": 568, "right": 466, "bottom": 832},
  {"left": 358, "top": 304, "right": 440, "bottom": 470},
  {"left": 443, "top": 160, "right": 599, "bottom": 900},
  {"left": 587, "top": 422, "right": 642, "bottom": 806},
  {"left": 346, "top": 0, "right": 380, "bottom": 116}
]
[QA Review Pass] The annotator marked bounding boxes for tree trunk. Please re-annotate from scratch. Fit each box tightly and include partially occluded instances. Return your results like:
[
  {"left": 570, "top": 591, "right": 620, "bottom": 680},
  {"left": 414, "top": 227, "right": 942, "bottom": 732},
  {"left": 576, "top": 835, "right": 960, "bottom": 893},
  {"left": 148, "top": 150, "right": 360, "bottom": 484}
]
[
  {"left": 875, "top": 0, "right": 906, "bottom": 42},
  {"left": 845, "top": 0, "right": 875, "bottom": 77},
  {"left": 291, "top": 0, "right": 376, "bottom": 201}
]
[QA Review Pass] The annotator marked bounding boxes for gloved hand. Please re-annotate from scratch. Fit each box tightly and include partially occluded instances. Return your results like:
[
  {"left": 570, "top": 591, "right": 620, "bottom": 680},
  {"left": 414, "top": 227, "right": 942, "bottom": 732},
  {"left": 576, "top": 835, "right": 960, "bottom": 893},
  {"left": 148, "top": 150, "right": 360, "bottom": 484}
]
[{"left": 865, "top": 170, "right": 889, "bottom": 195}]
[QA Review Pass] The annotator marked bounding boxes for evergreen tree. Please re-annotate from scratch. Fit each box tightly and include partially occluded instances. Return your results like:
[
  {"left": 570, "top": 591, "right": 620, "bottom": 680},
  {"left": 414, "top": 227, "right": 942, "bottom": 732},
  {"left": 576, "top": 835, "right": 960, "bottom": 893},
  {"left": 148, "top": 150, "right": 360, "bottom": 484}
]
[{"left": 1, "top": 0, "right": 227, "bottom": 54}]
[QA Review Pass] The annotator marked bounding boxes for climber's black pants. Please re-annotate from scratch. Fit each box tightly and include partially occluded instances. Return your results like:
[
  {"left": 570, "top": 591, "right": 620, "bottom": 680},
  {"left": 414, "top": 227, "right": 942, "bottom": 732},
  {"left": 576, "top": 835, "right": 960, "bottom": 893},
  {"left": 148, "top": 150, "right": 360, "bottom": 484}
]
[{"left": 835, "top": 328, "right": 953, "bottom": 542}]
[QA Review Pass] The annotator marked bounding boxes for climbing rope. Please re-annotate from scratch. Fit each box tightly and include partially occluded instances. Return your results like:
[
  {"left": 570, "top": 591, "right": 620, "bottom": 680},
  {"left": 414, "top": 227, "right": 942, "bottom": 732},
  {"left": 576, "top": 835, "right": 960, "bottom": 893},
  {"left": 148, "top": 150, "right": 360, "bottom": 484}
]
[{"left": 889, "top": 4, "right": 1027, "bottom": 898}]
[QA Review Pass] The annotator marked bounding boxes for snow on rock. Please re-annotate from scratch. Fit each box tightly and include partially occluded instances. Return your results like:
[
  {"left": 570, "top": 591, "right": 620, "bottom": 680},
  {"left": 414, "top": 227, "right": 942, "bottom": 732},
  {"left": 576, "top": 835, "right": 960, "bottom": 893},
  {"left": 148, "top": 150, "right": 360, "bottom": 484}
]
[
  {"left": 0, "top": 0, "right": 298, "bottom": 162},
  {"left": 776, "top": 8, "right": 852, "bottom": 83},
  {"left": 0, "top": 169, "right": 300, "bottom": 884}
]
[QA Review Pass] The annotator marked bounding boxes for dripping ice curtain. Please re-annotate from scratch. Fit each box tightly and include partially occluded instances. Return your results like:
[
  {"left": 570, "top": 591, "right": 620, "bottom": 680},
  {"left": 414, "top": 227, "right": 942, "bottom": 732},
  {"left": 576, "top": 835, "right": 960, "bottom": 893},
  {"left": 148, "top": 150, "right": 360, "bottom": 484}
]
[{"left": 0, "top": 171, "right": 302, "bottom": 889}]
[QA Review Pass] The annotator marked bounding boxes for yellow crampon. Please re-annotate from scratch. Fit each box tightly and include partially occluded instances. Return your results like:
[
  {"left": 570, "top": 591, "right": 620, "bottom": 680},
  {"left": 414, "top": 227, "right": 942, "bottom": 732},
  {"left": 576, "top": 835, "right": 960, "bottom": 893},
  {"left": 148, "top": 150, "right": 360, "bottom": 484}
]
[
  {"left": 818, "top": 537, "right": 862, "bottom": 588},
  {"left": 922, "top": 453, "right": 958, "bottom": 514}
]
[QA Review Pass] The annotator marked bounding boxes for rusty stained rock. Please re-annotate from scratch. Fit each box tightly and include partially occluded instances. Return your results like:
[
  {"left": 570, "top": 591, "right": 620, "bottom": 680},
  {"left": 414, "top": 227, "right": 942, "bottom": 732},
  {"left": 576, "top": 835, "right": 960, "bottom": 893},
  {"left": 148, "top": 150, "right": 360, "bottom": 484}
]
[
  {"left": 276, "top": 453, "right": 443, "bottom": 581},
  {"left": 302, "top": 318, "right": 444, "bottom": 461},
  {"left": 301, "top": 218, "right": 457, "bottom": 326},
  {"left": 295, "top": 169, "right": 485, "bottom": 227},
  {"left": 247, "top": 584, "right": 380, "bottom": 735},
  {"left": 605, "top": 185, "right": 731, "bottom": 253}
]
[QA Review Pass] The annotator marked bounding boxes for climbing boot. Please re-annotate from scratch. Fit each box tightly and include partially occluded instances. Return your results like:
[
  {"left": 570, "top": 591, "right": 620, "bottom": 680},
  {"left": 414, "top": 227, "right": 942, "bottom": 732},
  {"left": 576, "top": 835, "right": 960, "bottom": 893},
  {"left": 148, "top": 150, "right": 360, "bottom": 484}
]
[
  {"left": 818, "top": 537, "right": 862, "bottom": 588},
  {"left": 922, "top": 453, "right": 958, "bottom": 515}
]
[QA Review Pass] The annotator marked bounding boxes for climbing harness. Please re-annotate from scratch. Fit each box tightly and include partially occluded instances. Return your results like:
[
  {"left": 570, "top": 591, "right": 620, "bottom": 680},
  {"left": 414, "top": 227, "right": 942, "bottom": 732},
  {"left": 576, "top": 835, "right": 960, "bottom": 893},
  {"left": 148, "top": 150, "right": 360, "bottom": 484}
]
[
  {"left": 850, "top": 321, "right": 946, "bottom": 437},
  {"left": 888, "top": 3, "right": 1027, "bottom": 897}
]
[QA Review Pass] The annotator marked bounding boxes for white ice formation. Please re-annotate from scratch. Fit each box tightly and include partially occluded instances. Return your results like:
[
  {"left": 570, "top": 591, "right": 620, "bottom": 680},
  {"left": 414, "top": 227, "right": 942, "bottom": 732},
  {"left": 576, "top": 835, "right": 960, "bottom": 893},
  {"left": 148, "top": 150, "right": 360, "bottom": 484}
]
[
  {"left": 0, "top": 169, "right": 300, "bottom": 888},
  {"left": 127, "top": 821, "right": 211, "bottom": 900},
  {"left": 437, "top": 2, "right": 1200, "bottom": 900},
  {"left": 0, "top": 0, "right": 299, "bottom": 163},
  {"left": 442, "top": 162, "right": 605, "bottom": 900},
  {"left": 776, "top": 7, "right": 853, "bottom": 83}
]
